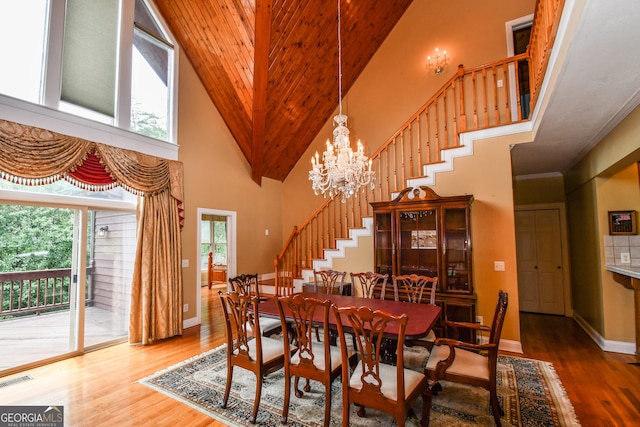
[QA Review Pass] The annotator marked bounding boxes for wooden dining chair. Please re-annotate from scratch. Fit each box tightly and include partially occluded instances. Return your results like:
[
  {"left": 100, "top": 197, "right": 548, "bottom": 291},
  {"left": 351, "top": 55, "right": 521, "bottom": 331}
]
[
  {"left": 275, "top": 294, "right": 345, "bottom": 427},
  {"left": 228, "top": 273, "right": 281, "bottom": 336},
  {"left": 333, "top": 305, "right": 432, "bottom": 427},
  {"left": 218, "top": 291, "right": 288, "bottom": 423},
  {"left": 312, "top": 269, "right": 346, "bottom": 341},
  {"left": 393, "top": 274, "right": 438, "bottom": 348},
  {"left": 424, "top": 290, "right": 509, "bottom": 426},
  {"left": 350, "top": 272, "right": 390, "bottom": 299},
  {"left": 313, "top": 269, "right": 347, "bottom": 295}
]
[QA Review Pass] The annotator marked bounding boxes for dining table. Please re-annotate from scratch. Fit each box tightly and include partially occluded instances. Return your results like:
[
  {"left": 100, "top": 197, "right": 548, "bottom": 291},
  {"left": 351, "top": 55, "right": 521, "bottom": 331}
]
[{"left": 259, "top": 291, "right": 441, "bottom": 341}]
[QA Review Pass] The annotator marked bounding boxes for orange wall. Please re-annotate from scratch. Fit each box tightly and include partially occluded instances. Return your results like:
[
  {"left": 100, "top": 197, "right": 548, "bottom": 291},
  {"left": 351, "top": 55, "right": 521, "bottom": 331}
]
[
  {"left": 282, "top": 0, "right": 536, "bottom": 345},
  {"left": 283, "top": 0, "right": 536, "bottom": 232},
  {"left": 176, "top": 50, "right": 284, "bottom": 320}
]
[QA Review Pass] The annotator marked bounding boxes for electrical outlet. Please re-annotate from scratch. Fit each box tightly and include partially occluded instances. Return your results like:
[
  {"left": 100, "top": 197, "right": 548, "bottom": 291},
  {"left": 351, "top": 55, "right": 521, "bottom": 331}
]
[
  {"left": 476, "top": 315, "right": 484, "bottom": 324},
  {"left": 183, "top": 303, "right": 188, "bottom": 313},
  {"left": 494, "top": 261, "right": 505, "bottom": 271},
  {"left": 621, "top": 252, "right": 631, "bottom": 264},
  {"left": 181, "top": 259, "right": 189, "bottom": 268}
]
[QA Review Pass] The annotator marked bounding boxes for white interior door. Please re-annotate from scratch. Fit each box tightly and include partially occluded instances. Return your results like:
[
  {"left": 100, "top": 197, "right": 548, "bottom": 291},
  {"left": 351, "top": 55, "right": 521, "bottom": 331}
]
[{"left": 516, "top": 209, "right": 565, "bottom": 314}]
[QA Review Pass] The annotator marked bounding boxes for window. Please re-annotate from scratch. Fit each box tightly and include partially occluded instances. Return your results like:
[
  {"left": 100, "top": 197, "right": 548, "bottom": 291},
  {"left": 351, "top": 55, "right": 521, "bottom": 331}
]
[
  {"left": 0, "top": 0, "right": 48, "bottom": 104},
  {"left": 131, "top": 0, "right": 173, "bottom": 140},
  {"left": 60, "top": 0, "right": 119, "bottom": 119},
  {"left": 212, "top": 220, "right": 228, "bottom": 264},
  {"left": 0, "top": 0, "right": 176, "bottom": 143},
  {"left": 200, "top": 215, "right": 228, "bottom": 267}
]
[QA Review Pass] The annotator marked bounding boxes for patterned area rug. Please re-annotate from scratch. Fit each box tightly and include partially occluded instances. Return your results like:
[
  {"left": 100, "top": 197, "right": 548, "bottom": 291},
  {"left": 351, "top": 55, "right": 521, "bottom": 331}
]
[{"left": 138, "top": 344, "right": 580, "bottom": 426}]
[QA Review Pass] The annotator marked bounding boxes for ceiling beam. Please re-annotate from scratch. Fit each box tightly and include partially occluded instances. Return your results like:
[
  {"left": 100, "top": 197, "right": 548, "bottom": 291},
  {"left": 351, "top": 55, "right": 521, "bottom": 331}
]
[{"left": 251, "top": 0, "right": 273, "bottom": 185}]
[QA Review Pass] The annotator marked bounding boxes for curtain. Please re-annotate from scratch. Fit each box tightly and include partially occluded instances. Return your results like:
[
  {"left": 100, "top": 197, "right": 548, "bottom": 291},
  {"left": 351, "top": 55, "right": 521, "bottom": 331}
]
[{"left": 0, "top": 119, "right": 184, "bottom": 344}]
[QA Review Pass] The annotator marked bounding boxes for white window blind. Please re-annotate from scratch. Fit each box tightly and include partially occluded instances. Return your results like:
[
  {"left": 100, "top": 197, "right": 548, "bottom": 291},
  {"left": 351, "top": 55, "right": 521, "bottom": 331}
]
[{"left": 61, "top": 0, "right": 119, "bottom": 117}]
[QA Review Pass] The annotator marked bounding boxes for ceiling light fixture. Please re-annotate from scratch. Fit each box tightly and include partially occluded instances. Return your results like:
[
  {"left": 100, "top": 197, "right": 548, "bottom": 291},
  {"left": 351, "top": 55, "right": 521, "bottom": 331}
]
[
  {"left": 309, "top": 0, "right": 375, "bottom": 202},
  {"left": 427, "top": 47, "right": 449, "bottom": 74}
]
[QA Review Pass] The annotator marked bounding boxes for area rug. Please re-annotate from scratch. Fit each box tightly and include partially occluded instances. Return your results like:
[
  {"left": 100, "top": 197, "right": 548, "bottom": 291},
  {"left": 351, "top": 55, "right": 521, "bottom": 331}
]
[{"left": 138, "top": 344, "right": 580, "bottom": 426}]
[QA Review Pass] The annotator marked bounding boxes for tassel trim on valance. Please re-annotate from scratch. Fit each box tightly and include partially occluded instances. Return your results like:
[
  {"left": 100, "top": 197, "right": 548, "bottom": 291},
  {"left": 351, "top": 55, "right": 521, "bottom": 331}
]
[{"left": 0, "top": 119, "right": 185, "bottom": 229}]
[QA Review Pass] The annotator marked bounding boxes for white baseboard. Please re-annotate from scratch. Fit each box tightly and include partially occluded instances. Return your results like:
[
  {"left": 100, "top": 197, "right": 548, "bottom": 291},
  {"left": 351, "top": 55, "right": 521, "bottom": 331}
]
[
  {"left": 573, "top": 312, "right": 636, "bottom": 355},
  {"left": 499, "top": 338, "right": 523, "bottom": 354},
  {"left": 183, "top": 316, "right": 199, "bottom": 329},
  {"left": 478, "top": 335, "right": 523, "bottom": 354}
]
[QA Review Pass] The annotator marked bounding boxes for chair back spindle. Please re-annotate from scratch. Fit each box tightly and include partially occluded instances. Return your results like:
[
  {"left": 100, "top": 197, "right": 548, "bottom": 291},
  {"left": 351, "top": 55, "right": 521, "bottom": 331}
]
[
  {"left": 350, "top": 272, "right": 389, "bottom": 299},
  {"left": 229, "top": 273, "right": 260, "bottom": 298},
  {"left": 393, "top": 274, "right": 437, "bottom": 304},
  {"left": 313, "top": 269, "right": 346, "bottom": 295}
]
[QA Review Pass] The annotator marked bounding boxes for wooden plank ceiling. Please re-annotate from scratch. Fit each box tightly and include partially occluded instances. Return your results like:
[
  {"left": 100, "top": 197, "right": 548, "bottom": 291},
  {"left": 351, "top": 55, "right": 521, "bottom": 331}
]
[{"left": 154, "top": 0, "right": 414, "bottom": 183}]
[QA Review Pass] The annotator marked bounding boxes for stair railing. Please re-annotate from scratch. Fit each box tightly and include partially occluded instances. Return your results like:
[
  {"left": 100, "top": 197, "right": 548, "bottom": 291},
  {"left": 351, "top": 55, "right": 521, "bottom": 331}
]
[
  {"left": 529, "top": 0, "right": 565, "bottom": 109},
  {"left": 274, "top": 0, "right": 564, "bottom": 286}
]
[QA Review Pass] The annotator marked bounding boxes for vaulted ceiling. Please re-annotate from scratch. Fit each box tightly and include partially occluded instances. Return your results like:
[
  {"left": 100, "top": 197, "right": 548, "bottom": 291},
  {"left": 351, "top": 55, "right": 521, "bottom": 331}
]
[{"left": 154, "top": 0, "right": 414, "bottom": 183}]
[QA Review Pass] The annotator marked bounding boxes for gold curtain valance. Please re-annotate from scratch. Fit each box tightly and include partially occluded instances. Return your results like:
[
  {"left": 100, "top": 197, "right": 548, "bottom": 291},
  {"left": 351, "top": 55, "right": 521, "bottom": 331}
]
[{"left": 0, "top": 119, "right": 183, "bottom": 204}]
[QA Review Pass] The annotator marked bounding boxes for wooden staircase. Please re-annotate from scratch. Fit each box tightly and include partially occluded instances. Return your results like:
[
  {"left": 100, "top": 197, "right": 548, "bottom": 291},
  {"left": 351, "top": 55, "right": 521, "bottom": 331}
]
[{"left": 273, "top": 0, "right": 564, "bottom": 293}]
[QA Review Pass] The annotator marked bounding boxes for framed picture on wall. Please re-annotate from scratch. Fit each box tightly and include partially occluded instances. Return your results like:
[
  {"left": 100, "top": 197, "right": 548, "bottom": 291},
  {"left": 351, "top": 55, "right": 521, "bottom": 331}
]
[{"left": 608, "top": 210, "right": 637, "bottom": 235}]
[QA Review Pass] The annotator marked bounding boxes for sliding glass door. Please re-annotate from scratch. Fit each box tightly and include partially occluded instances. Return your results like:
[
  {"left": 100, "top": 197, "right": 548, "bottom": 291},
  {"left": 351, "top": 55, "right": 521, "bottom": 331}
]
[
  {"left": 85, "top": 209, "right": 136, "bottom": 348},
  {"left": 0, "top": 184, "right": 136, "bottom": 374}
]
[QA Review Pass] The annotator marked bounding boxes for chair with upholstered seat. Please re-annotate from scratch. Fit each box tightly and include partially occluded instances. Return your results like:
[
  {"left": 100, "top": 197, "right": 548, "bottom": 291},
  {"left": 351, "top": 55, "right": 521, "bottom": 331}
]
[
  {"left": 424, "top": 290, "right": 509, "bottom": 426},
  {"left": 393, "top": 274, "right": 438, "bottom": 347},
  {"left": 275, "top": 294, "right": 346, "bottom": 427},
  {"left": 350, "top": 272, "right": 390, "bottom": 299},
  {"left": 229, "top": 273, "right": 281, "bottom": 336},
  {"left": 218, "top": 291, "right": 288, "bottom": 423},
  {"left": 333, "top": 305, "right": 432, "bottom": 427}
]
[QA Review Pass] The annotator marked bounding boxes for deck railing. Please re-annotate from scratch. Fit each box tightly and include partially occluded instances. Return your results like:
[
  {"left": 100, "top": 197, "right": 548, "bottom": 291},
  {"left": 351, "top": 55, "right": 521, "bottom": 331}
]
[
  {"left": 275, "top": 0, "right": 564, "bottom": 288},
  {"left": 0, "top": 268, "right": 95, "bottom": 318}
]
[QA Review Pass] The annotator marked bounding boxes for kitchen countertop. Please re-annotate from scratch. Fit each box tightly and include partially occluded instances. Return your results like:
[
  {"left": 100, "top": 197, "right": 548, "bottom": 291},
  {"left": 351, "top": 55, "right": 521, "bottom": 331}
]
[{"left": 606, "top": 265, "right": 640, "bottom": 280}]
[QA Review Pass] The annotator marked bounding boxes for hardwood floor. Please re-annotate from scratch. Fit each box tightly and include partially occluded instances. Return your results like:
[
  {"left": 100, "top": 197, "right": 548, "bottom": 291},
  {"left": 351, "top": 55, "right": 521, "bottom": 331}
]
[
  {"left": 0, "top": 289, "right": 638, "bottom": 426},
  {"left": 517, "top": 312, "right": 640, "bottom": 426}
]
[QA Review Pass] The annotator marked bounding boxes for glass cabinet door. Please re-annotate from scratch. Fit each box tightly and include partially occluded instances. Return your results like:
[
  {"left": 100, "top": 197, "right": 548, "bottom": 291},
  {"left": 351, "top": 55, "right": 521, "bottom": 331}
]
[
  {"left": 397, "top": 209, "right": 438, "bottom": 276},
  {"left": 444, "top": 207, "right": 470, "bottom": 291},
  {"left": 374, "top": 212, "right": 393, "bottom": 276}
]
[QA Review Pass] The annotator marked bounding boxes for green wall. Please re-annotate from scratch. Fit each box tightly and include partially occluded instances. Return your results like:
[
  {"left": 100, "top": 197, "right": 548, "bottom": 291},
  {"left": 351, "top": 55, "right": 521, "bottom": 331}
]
[{"left": 564, "top": 104, "right": 640, "bottom": 342}]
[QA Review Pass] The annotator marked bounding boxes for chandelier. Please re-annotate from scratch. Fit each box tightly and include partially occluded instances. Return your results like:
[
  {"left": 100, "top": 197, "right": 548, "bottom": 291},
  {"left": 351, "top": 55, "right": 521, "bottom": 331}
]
[{"left": 309, "top": 0, "right": 375, "bottom": 202}]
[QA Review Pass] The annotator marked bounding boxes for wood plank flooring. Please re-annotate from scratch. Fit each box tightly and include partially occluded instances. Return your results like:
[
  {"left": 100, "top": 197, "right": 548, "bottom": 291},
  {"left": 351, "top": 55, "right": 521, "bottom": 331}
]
[{"left": 0, "top": 288, "right": 638, "bottom": 426}]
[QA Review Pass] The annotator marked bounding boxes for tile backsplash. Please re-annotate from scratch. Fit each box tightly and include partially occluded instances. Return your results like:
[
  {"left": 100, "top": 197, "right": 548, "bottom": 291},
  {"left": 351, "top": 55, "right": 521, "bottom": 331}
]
[{"left": 604, "top": 234, "right": 640, "bottom": 267}]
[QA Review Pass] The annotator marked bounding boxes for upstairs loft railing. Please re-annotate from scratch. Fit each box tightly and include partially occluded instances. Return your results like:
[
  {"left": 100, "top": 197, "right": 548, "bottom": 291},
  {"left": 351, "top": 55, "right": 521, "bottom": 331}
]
[{"left": 275, "top": 0, "right": 564, "bottom": 292}]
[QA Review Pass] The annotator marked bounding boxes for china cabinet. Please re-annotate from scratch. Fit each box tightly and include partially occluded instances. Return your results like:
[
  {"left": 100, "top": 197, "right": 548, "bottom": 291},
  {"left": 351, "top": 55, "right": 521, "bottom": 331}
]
[{"left": 371, "top": 186, "right": 476, "bottom": 341}]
